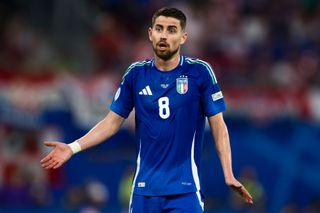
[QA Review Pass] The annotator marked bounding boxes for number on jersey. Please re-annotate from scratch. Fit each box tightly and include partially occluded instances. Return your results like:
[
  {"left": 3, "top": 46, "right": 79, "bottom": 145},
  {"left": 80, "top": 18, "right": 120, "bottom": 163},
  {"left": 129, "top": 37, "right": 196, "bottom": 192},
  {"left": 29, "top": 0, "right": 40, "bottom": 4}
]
[{"left": 158, "top": 97, "right": 170, "bottom": 119}]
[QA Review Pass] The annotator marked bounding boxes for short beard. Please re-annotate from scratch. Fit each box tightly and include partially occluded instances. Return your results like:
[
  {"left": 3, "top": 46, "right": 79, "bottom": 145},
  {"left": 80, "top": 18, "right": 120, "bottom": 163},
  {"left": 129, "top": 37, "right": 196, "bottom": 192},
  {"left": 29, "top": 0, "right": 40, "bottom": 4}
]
[{"left": 153, "top": 46, "right": 179, "bottom": 61}]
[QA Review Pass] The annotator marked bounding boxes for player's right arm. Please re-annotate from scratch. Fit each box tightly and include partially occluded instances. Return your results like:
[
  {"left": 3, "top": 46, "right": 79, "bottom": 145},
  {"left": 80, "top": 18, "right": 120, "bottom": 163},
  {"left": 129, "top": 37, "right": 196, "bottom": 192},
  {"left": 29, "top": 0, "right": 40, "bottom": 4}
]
[
  {"left": 40, "top": 110, "right": 125, "bottom": 169},
  {"left": 41, "top": 61, "right": 137, "bottom": 170}
]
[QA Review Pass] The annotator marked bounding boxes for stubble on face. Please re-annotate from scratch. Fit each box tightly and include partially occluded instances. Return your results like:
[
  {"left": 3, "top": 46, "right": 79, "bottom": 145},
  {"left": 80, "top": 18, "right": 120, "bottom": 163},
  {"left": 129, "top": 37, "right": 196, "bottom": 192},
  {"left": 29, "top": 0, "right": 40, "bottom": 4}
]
[
  {"left": 150, "top": 16, "right": 184, "bottom": 61},
  {"left": 153, "top": 41, "right": 179, "bottom": 61}
]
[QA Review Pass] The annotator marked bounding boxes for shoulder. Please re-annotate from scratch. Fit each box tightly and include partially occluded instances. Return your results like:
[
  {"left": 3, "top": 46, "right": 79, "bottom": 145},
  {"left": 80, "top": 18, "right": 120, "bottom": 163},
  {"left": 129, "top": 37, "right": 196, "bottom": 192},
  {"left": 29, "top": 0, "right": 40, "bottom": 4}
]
[
  {"left": 184, "top": 57, "right": 217, "bottom": 84},
  {"left": 185, "top": 57, "right": 212, "bottom": 70},
  {"left": 126, "top": 59, "right": 152, "bottom": 74},
  {"left": 121, "top": 59, "right": 152, "bottom": 83}
]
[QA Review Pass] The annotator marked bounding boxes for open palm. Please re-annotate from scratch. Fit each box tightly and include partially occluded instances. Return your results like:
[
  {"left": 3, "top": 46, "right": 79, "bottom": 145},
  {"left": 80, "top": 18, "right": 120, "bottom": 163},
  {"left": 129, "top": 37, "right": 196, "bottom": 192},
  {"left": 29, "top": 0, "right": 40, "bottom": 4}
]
[{"left": 40, "top": 141, "right": 73, "bottom": 169}]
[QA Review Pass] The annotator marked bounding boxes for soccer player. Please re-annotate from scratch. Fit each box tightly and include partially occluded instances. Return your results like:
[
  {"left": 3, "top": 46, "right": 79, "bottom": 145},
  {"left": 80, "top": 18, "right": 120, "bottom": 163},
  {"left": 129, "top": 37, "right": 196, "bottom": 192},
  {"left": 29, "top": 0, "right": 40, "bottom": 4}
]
[{"left": 40, "top": 7, "right": 253, "bottom": 212}]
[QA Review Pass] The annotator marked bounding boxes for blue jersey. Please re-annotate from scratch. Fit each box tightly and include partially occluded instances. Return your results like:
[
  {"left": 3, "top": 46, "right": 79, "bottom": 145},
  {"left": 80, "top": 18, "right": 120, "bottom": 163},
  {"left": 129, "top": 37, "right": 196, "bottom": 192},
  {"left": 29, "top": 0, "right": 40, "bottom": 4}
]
[{"left": 110, "top": 55, "right": 226, "bottom": 196}]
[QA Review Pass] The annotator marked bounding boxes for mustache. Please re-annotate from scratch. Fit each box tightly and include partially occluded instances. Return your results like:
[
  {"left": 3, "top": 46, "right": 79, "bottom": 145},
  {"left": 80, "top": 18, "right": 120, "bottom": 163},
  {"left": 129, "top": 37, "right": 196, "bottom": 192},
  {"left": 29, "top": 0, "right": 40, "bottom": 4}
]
[
  {"left": 157, "top": 38, "right": 169, "bottom": 46},
  {"left": 157, "top": 40, "right": 169, "bottom": 47}
]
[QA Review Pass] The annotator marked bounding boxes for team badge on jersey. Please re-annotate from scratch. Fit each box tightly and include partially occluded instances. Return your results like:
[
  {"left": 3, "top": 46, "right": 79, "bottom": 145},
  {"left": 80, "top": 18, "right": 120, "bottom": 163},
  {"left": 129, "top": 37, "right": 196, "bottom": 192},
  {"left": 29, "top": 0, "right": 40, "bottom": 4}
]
[{"left": 176, "top": 76, "right": 188, "bottom": 94}]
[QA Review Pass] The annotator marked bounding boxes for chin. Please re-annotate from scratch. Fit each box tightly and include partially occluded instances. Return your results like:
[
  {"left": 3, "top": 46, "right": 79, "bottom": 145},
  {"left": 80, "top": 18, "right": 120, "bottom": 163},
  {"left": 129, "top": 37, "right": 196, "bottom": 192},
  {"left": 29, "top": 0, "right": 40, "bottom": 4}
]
[{"left": 156, "top": 51, "right": 171, "bottom": 60}]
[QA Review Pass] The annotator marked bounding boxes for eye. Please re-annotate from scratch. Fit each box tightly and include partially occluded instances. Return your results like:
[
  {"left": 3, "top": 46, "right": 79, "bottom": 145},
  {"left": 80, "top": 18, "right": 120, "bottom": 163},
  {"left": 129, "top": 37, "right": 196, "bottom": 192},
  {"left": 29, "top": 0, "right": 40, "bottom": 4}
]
[
  {"left": 155, "top": 27, "right": 162, "bottom": 32},
  {"left": 168, "top": 28, "right": 177, "bottom": 34}
]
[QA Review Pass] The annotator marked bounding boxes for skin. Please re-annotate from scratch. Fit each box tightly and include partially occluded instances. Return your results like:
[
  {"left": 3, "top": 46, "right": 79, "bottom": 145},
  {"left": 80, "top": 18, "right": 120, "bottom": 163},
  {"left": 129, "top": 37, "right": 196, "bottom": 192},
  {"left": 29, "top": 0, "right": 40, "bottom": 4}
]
[
  {"left": 148, "top": 16, "right": 187, "bottom": 71},
  {"left": 209, "top": 113, "right": 253, "bottom": 204},
  {"left": 40, "top": 15, "right": 253, "bottom": 205}
]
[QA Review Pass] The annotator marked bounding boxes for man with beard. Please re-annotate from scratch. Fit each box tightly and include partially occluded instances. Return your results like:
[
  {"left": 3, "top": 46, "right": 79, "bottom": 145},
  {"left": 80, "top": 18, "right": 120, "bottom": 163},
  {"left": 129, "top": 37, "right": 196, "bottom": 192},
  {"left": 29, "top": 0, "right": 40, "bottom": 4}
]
[{"left": 40, "top": 7, "right": 253, "bottom": 212}]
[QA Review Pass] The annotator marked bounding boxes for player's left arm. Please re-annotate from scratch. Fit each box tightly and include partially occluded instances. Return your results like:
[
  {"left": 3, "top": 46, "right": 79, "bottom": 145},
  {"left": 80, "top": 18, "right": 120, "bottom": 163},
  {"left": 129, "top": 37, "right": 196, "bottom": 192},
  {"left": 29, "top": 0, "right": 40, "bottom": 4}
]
[{"left": 208, "top": 112, "right": 253, "bottom": 204}]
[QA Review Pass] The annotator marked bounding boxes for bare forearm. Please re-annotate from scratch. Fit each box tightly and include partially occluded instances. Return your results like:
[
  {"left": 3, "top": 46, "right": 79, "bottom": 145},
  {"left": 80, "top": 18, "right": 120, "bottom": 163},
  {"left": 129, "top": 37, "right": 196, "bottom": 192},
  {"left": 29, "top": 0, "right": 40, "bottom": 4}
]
[
  {"left": 76, "top": 111, "right": 124, "bottom": 151},
  {"left": 209, "top": 113, "right": 235, "bottom": 181},
  {"left": 214, "top": 125, "right": 234, "bottom": 180}
]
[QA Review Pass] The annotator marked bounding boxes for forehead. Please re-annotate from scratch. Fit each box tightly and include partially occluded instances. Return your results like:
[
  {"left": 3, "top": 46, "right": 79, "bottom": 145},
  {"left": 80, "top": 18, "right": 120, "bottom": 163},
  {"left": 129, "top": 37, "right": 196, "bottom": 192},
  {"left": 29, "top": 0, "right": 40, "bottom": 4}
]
[{"left": 154, "top": 16, "right": 181, "bottom": 28}]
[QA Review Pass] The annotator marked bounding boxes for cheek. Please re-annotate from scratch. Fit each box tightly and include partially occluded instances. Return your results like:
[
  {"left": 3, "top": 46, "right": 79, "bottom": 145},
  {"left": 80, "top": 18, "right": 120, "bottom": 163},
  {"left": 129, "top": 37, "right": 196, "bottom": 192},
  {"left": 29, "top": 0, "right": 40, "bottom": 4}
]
[
  {"left": 152, "top": 38, "right": 158, "bottom": 46},
  {"left": 150, "top": 34, "right": 159, "bottom": 43},
  {"left": 170, "top": 38, "right": 182, "bottom": 47}
]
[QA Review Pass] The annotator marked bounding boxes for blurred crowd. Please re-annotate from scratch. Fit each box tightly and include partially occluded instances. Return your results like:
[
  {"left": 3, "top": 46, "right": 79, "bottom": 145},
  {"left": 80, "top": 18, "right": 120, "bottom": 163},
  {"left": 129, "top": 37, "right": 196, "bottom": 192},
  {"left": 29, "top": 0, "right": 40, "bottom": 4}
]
[
  {"left": 0, "top": 0, "right": 319, "bottom": 90},
  {"left": 0, "top": 0, "right": 320, "bottom": 212}
]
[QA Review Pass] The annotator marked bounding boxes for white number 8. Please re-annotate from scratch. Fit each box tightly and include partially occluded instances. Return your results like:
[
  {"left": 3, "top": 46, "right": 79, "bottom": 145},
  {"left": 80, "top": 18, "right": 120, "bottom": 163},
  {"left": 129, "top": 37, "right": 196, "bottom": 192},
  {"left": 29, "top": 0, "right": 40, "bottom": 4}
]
[{"left": 158, "top": 97, "right": 170, "bottom": 119}]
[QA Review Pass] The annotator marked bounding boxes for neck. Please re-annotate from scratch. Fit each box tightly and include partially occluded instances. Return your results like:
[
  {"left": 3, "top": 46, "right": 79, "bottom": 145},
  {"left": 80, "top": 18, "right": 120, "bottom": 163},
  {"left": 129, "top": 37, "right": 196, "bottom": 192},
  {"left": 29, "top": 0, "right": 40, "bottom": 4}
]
[{"left": 154, "top": 53, "right": 181, "bottom": 71}]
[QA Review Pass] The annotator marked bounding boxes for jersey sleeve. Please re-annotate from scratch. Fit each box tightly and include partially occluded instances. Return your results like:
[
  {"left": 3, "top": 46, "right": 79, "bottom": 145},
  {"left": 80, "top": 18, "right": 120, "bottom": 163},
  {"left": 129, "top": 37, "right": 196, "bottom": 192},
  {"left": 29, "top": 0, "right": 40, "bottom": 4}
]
[
  {"left": 110, "top": 67, "right": 134, "bottom": 118},
  {"left": 199, "top": 61, "right": 226, "bottom": 117}
]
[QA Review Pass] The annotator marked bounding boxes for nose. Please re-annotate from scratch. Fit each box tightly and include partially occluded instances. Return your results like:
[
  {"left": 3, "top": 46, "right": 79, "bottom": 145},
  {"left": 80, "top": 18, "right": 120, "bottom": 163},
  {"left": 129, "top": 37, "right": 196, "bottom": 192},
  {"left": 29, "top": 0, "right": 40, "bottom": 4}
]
[{"left": 160, "top": 30, "right": 168, "bottom": 39}]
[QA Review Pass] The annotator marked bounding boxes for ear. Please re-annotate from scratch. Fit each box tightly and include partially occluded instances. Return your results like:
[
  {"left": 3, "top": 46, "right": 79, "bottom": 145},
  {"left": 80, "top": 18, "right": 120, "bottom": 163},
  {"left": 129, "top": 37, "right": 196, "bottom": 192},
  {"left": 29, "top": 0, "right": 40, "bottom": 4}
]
[
  {"left": 148, "top": 27, "right": 153, "bottom": 42},
  {"left": 180, "top": 32, "right": 188, "bottom": 45}
]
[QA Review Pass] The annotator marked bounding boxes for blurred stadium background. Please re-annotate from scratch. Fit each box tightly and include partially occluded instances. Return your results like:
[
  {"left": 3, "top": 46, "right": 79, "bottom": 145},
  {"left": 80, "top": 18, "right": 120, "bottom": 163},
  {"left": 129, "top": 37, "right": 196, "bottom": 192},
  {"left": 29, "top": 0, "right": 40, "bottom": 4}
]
[{"left": 0, "top": 0, "right": 320, "bottom": 212}]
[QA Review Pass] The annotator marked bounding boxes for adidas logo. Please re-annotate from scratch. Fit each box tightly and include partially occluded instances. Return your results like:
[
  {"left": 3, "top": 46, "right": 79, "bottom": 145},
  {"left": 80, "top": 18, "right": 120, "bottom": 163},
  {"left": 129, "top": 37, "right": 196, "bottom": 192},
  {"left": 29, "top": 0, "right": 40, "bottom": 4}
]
[{"left": 139, "top": 85, "right": 153, "bottom": 95}]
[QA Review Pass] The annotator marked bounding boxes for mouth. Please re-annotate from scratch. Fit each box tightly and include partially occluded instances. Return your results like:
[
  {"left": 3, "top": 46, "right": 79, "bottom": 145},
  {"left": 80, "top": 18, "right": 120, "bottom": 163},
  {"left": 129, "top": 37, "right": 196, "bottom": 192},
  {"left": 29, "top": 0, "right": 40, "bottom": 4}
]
[{"left": 157, "top": 42, "right": 169, "bottom": 51}]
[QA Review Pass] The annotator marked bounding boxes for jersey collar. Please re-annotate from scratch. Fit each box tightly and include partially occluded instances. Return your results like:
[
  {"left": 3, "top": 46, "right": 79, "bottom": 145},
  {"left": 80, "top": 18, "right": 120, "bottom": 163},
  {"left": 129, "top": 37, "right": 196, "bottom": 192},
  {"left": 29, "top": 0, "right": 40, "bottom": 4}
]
[{"left": 151, "top": 55, "right": 185, "bottom": 68}]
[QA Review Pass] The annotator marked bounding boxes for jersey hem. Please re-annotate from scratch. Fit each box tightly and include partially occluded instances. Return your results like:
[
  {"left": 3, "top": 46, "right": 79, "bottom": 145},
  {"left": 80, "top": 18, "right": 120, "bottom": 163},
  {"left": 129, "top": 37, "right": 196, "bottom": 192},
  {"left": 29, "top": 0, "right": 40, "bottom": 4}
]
[{"left": 132, "top": 188, "right": 199, "bottom": 197}]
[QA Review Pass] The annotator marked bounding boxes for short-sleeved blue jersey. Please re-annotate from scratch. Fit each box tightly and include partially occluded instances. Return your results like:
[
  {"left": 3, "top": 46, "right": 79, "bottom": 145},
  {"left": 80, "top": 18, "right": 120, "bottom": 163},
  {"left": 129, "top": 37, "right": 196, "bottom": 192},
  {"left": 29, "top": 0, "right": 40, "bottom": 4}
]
[{"left": 110, "top": 55, "right": 226, "bottom": 196}]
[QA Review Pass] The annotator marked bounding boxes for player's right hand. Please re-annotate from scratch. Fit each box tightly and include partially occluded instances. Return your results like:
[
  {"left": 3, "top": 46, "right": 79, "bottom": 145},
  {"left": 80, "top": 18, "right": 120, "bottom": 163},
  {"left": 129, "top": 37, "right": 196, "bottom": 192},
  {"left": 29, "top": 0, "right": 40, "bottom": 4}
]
[{"left": 40, "top": 141, "right": 73, "bottom": 169}]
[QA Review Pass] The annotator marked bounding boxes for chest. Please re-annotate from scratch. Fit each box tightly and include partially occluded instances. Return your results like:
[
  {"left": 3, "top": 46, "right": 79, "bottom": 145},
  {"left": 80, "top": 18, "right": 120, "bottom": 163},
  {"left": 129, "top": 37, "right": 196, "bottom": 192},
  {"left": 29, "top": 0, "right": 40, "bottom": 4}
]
[{"left": 133, "top": 69, "right": 200, "bottom": 116}]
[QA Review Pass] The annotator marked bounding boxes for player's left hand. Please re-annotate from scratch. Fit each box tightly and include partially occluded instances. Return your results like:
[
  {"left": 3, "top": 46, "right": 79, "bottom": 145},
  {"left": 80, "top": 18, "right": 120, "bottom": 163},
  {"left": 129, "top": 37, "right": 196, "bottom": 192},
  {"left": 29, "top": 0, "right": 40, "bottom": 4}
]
[{"left": 226, "top": 178, "right": 253, "bottom": 204}]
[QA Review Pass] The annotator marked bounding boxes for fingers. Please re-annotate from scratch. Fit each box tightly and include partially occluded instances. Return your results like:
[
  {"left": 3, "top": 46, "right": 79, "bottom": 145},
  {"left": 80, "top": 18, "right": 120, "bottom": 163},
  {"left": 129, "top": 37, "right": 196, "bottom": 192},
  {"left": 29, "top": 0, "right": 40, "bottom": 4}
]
[
  {"left": 44, "top": 141, "right": 59, "bottom": 147},
  {"left": 40, "top": 142, "right": 58, "bottom": 163},
  {"left": 40, "top": 141, "right": 68, "bottom": 170},
  {"left": 53, "top": 161, "right": 64, "bottom": 169},
  {"left": 240, "top": 186, "right": 253, "bottom": 204},
  {"left": 230, "top": 184, "right": 253, "bottom": 204},
  {"left": 40, "top": 154, "right": 52, "bottom": 164},
  {"left": 40, "top": 156, "right": 54, "bottom": 169},
  {"left": 40, "top": 141, "right": 61, "bottom": 167},
  {"left": 41, "top": 156, "right": 61, "bottom": 169}
]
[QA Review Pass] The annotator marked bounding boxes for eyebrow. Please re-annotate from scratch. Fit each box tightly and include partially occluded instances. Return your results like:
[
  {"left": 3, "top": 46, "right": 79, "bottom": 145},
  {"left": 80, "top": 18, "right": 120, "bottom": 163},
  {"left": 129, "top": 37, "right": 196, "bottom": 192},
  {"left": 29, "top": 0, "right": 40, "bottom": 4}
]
[
  {"left": 154, "top": 24, "right": 178, "bottom": 29},
  {"left": 167, "top": 25, "right": 178, "bottom": 29}
]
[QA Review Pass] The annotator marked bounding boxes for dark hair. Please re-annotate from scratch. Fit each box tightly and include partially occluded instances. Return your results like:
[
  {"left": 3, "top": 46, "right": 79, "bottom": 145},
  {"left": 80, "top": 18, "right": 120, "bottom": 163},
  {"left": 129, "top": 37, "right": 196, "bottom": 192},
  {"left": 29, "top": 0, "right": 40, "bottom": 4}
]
[{"left": 152, "top": 7, "right": 187, "bottom": 30}]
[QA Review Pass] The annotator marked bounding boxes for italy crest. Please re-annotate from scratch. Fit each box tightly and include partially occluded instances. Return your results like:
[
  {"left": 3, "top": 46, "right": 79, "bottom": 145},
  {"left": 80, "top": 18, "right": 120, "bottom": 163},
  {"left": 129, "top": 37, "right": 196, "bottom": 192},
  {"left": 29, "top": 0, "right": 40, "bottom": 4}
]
[{"left": 176, "top": 76, "right": 188, "bottom": 94}]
